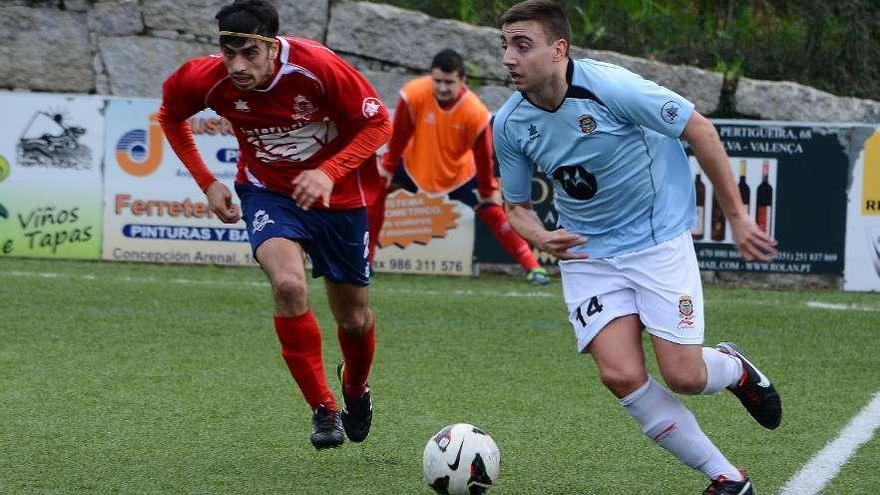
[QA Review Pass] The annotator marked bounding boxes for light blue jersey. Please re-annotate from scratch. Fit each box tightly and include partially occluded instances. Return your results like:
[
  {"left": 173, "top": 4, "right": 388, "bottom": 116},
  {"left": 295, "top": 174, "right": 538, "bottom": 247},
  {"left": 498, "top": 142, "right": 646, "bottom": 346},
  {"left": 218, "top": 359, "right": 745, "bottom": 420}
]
[{"left": 494, "top": 59, "right": 696, "bottom": 258}]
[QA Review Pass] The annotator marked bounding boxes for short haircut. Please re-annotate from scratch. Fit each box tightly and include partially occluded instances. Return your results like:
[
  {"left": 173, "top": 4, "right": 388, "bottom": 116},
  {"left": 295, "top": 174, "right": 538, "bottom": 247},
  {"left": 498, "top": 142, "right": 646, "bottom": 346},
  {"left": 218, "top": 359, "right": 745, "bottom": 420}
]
[
  {"left": 431, "top": 49, "right": 466, "bottom": 77},
  {"left": 498, "top": 0, "right": 571, "bottom": 55},
  {"left": 215, "top": 0, "right": 279, "bottom": 47}
]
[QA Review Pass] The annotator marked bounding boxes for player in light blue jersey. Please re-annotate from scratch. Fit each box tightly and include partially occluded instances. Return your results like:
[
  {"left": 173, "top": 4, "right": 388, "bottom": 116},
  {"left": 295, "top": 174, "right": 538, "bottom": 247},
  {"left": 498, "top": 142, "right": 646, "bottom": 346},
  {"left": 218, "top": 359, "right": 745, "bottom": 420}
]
[{"left": 495, "top": 1, "right": 780, "bottom": 493}]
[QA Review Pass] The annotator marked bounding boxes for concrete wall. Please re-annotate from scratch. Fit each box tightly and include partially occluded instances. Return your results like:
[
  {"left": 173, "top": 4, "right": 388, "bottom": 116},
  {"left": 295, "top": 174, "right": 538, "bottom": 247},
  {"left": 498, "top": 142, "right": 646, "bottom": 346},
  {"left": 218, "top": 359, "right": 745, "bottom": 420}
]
[{"left": 2, "top": 0, "right": 878, "bottom": 122}]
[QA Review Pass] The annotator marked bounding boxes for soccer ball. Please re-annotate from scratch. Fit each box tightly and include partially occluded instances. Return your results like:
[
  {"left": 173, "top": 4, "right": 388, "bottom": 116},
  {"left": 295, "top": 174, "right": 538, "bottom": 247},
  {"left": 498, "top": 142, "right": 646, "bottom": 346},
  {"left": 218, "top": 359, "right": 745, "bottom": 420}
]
[{"left": 422, "top": 423, "right": 500, "bottom": 494}]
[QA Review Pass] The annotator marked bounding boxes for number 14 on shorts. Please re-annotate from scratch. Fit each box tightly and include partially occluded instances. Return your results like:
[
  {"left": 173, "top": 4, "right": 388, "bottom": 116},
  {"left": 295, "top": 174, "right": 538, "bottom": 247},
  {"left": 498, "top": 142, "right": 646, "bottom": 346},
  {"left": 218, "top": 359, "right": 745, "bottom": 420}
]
[{"left": 575, "top": 296, "right": 604, "bottom": 327}]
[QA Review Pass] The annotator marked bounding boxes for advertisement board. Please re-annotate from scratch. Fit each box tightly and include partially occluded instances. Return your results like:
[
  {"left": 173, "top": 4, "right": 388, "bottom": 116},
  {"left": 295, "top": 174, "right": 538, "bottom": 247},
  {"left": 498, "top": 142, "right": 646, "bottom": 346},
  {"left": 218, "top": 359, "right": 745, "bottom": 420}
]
[
  {"left": 372, "top": 190, "right": 474, "bottom": 276},
  {"left": 0, "top": 92, "right": 104, "bottom": 260},
  {"left": 843, "top": 128, "right": 880, "bottom": 291},
  {"left": 102, "top": 99, "right": 255, "bottom": 266}
]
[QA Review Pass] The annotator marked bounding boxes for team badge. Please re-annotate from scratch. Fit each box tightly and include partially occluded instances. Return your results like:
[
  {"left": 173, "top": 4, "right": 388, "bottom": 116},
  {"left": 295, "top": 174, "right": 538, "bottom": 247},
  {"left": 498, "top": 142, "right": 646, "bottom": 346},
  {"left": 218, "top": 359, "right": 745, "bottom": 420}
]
[
  {"left": 292, "top": 95, "right": 317, "bottom": 120},
  {"left": 361, "top": 97, "right": 382, "bottom": 118},
  {"left": 678, "top": 295, "right": 695, "bottom": 329},
  {"left": 578, "top": 114, "right": 598, "bottom": 135},
  {"left": 252, "top": 209, "right": 275, "bottom": 233},
  {"left": 233, "top": 99, "right": 251, "bottom": 112}
]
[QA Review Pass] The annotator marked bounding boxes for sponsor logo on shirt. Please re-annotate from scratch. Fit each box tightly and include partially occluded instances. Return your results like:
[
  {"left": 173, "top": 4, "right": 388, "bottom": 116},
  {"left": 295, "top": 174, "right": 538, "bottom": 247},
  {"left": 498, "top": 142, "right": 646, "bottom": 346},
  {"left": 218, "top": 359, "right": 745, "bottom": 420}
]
[
  {"left": 243, "top": 120, "right": 339, "bottom": 163},
  {"left": 553, "top": 165, "right": 597, "bottom": 200},
  {"left": 362, "top": 97, "right": 382, "bottom": 118},
  {"left": 661, "top": 101, "right": 681, "bottom": 124}
]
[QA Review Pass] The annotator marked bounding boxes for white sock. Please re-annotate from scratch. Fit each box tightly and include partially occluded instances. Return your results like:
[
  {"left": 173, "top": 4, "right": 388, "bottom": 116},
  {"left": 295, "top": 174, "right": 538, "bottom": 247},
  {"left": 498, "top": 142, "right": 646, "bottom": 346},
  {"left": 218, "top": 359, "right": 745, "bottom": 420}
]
[
  {"left": 701, "top": 347, "right": 744, "bottom": 395},
  {"left": 620, "top": 377, "right": 743, "bottom": 481}
]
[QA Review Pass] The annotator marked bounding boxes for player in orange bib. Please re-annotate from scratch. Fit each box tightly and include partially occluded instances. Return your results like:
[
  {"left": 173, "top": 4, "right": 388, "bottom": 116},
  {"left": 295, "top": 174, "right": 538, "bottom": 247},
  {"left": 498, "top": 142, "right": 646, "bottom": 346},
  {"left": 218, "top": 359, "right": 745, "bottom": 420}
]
[{"left": 369, "top": 49, "right": 548, "bottom": 284}]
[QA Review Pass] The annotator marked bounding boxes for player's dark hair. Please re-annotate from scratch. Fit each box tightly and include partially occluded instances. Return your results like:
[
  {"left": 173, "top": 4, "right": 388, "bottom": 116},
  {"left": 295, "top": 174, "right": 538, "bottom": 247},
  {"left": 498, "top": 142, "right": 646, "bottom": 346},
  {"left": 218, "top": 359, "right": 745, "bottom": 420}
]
[
  {"left": 499, "top": 0, "right": 571, "bottom": 56},
  {"left": 215, "top": 0, "right": 279, "bottom": 47},
  {"left": 431, "top": 49, "right": 466, "bottom": 78}
]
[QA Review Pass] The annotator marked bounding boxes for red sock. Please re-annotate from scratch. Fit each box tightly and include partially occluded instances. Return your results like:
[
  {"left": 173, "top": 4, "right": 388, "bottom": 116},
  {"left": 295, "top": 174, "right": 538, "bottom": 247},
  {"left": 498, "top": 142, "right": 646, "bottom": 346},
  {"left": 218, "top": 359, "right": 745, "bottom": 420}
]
[
  {"left": 337, "top": 320, "right": 376, "bottom": 398},
  {"left": 367, "top": 189, "right": 389, "bottom": 265},
  {"left": 477, "top": 204, "right": 540, "bottom": 271},
  {"left": 274, "top": 312, "right": 336, "bottom": 411}
]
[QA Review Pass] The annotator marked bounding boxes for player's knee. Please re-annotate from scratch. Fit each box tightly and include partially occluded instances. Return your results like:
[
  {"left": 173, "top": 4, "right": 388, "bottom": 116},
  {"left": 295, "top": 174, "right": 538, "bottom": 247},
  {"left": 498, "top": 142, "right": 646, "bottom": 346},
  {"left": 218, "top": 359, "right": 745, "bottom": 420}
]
[
  {"left": 599, "top": 369, "right": 647, "bottom": 398},
  {"left": 663, "top": 373, "right": 705, "bottom": 395},
  {"left": 337, "top": 309, "right": 371, "bottom": 336},
  {"left": 271, "top": 274, "right": 308, "bottom": 306}
]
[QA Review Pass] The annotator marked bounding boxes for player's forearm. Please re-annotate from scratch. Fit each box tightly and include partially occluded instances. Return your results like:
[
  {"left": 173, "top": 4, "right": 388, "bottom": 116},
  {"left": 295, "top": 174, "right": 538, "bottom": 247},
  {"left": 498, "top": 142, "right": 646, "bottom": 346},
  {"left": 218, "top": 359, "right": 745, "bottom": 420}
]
[
  {"left": 157, "top": 108, "right": 217, "bottom": 192},
  {"left": 683, "top": 113, "right": 746, "bottom": 220},
  {"left": 503, "top": 202, "right": 545, "bottom": 246},
  {"left": 473, "top": 128, "right": 499, "bottom": 197},
  {"left": 380, "top": 98, "right": 413, "bottom": 173},
  {"left": 318, "top": 118, "right": 392, "bottom": 182}
]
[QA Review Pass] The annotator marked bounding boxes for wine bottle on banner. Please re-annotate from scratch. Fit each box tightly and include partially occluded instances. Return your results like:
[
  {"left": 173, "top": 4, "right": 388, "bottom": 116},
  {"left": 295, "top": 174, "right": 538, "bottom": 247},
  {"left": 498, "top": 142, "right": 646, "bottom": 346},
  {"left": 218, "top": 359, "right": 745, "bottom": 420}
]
[
  {"left": 756, "top": 160, "right": 773, "bottom": 236},
  {"left": 738, "top": 160, "right": 751, "bottom": 212},
  {"left": 711, "top": 190, "right": 726, "bottom": 241},
  {"left": 692, "top": 173, "right": 705, "bottom": 240}
]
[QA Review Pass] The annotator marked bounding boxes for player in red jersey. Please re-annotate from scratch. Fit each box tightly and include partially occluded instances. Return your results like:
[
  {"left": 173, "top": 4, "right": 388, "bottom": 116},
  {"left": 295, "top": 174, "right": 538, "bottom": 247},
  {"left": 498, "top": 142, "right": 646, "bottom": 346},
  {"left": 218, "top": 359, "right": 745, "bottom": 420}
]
[{"left": 158, "top": 0, "right": 390, "bottom": 449}]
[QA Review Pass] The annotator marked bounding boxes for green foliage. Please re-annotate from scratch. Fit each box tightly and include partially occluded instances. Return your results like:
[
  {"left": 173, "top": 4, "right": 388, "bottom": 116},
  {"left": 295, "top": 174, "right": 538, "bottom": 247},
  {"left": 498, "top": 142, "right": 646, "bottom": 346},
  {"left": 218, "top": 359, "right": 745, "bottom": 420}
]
[
  {"left": 384, "top": 0, "right": 880, "bottom": 101},
  {"left": 2, "top": 258, "right": 880, "bottom": 493}
]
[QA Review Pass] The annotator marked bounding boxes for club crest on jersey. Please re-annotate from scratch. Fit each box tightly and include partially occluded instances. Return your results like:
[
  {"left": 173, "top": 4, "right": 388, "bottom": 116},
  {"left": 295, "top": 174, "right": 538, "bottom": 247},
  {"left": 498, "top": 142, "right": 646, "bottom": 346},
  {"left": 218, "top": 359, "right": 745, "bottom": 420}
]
[
  {"left": 252, "top": 209, "right": 275, "bottom": 233},
  {"left": 362, "top": 97, "right": 382, "bottom": 118},
  {"left": 233, "top": 99, "right": 251, "bottom": 112},
  {"left": 292, "top": 95, "right": 317, "bottom": 120},
  {"left": 678, "top": 295, "right": 695, "bottom": 328},
  {"left": 578, "top": 114, "right": 598, "bottom": 135}
]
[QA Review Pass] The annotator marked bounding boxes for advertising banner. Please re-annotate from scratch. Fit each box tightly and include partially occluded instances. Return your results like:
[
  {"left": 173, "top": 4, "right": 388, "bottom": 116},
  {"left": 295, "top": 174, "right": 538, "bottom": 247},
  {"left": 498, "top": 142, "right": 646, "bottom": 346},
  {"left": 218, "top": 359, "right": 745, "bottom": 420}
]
[
  {"left": 476, "top": 121, "right": 851, "bottom": 275},
  {"left": 843, "top": 128, "right": 880, "bottom": 291},
  {"left": 0, "top": 92, "right": 104, "bottom": 260},
  {"left": 102, "top": 98, "right": 255, "bottom": 266},
  {"left": 693, "top": 122, "right": 849, "bottom": 274},
  {"left": 372, "top": 190, "right": 474, "bottom": 276}
]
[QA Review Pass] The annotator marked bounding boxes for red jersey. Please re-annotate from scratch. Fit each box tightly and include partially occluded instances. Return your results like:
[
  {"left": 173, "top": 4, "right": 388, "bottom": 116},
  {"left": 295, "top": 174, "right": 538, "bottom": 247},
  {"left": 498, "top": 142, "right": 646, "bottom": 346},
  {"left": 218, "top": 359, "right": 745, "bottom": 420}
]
[{"left": 160, "top": 36, "right": 390, "bottom": 209}]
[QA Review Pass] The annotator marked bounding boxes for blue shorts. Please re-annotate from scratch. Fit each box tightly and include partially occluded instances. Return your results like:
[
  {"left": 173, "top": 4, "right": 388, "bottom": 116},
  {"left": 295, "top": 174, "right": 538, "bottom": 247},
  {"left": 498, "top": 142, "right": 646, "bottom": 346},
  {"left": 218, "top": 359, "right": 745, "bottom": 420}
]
[
  {"left": 235, "top": 183, "right": 370, "bottom": 286},
  {"left": 393, "top": 160, "right": 480, "bottom": 209}
]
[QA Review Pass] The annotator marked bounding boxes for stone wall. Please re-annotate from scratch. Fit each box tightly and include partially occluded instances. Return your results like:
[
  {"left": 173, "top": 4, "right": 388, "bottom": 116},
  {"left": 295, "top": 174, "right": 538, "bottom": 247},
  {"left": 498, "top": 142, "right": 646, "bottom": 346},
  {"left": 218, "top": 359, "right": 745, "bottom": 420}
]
[{"left": 2, "top": 0, "right": 878, "bottom": 121}]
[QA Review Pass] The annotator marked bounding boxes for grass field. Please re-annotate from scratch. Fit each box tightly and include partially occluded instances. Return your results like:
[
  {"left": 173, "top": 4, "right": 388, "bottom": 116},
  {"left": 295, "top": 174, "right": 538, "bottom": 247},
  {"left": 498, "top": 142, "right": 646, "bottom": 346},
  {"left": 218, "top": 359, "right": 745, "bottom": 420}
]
[{"left": 1, "top": 258, "right": 878, "bottom": 494}]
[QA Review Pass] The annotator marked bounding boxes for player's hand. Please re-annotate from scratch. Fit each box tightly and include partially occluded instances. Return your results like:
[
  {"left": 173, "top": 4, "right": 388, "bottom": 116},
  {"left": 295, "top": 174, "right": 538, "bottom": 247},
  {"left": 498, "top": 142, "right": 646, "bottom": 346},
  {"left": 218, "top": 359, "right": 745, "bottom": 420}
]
[
  {"left": 729, "top": 213, "right": 777, "bottom": 262},
  {"left": 377, "top": 160, "right": 394, "bottom": 190},
  {"left": 205, "top": 181, "right": 242, "bottom": 224},
  {"left": 291, "top": 169, "right": 333, "bottom": 210},
  {"left": 478, "top": 190, "right": 503, "bottom": 206},
  {"left": 536, "top": 228, "right": 588, "bottom": 260}
]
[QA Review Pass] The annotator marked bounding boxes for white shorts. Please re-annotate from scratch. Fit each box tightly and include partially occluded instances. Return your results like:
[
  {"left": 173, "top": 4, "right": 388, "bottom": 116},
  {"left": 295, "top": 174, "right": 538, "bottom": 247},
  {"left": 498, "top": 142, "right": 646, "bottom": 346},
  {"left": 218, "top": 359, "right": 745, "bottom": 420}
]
[{"left": 560, "top": 231, "right": 705, "bottom": 352}]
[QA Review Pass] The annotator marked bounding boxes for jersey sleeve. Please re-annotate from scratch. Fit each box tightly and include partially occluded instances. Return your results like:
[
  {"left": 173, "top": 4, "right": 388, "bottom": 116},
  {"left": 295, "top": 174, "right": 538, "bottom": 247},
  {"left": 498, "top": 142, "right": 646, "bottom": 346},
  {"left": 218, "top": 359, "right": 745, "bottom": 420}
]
[
  {"left": 160, "top": 59, "right": 212, "bottom": 123},
  {"left": 159, "top": 59, "right": 217, "bottom": 192},
  {"left": 493, "top": 112, "right": 534, "bottom": 204},
  {"left": 599, "top": 68, "right": 694, "bottom": 139},
  {"left": 314, "top": 52, "right": 390, "bottom": 129}
]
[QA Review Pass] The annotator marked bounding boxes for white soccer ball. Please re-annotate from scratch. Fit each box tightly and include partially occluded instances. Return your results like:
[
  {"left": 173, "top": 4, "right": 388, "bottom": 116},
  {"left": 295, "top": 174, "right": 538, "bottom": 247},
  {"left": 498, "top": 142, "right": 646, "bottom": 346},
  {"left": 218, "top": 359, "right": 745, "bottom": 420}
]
[{"left": 422, "top": 423, "right": 500, "bottom": 494}]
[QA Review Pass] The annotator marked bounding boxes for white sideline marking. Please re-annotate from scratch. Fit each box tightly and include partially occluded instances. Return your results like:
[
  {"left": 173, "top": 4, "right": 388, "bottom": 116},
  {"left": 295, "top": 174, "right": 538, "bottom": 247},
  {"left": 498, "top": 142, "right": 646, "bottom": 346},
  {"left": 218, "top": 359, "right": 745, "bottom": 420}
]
[
  {"left": 0, "top": 270, "right": 555, "bottom": 299},
  {"left": 805, "top": 301, "right": 880, "bottom": 312},
  {"left": 779, "top": 392, "right": 880, "bottom": 495}
]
